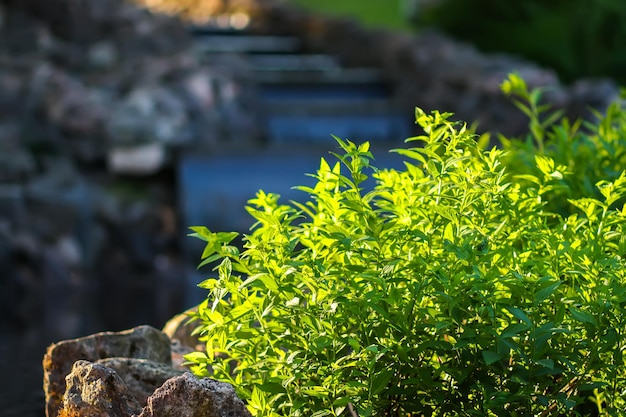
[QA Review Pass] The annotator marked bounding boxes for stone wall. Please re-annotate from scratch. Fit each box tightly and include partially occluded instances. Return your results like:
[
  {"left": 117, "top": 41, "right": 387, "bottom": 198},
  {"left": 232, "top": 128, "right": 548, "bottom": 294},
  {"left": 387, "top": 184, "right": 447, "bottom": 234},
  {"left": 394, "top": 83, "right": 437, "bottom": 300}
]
[{"left": 0, "top": 0, "right": 262, "bottom": 339}]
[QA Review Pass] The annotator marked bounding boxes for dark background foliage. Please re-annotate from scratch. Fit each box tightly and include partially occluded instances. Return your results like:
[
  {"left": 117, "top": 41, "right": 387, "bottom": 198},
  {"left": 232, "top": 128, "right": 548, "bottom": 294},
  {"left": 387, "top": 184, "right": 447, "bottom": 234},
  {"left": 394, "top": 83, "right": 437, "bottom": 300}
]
[{"left": 412, "top": 0, "right": 626, "bottom": 85}]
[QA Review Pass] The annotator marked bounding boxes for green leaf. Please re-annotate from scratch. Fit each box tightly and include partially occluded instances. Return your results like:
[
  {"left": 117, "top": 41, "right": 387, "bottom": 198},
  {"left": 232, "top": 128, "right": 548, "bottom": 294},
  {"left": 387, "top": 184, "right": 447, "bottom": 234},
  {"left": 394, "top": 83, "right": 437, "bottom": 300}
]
[
  {"left": 534, "top": 281, "right": 561, "bottom": 304},
  {"left": 500, "top": 323, "right": 529, "bottom": 339},
  {"left": 187, "top": 82, "right": 626, "bottom": 416},
  {"left": 183, "top": 351, "right": 210, "bottom": 364},
  {"left": 434, "top": 205, "right": 458, "bottom": 222},
  {"left": 443, "top": 222, "right": 455, "bottom": 242},
  {"left": 206, "top": 310, "right": 224, "bottom": 326},
  {"left": 240, "top": 273, "right": 278, "bottom": 291},
  {"left": 569, "top": 307, "right": 596, "bottom": 326},
  {"left": 536, "top": 358, "right": 554, "bottom": 370},
  {"left": 218, "top": 257, "right": 232, "bottom": 280},
  {"left": 535, "top": 155, "right": 555, "bottom": 177},
  {"left": 188, "top": 225, "right": 213, "bottom": 241},
  {"left": 506, "top": 307, "right": 533, "bottom": 327},
  {"left": 482, "top": 350, "right": 502, "bottom": 366},
  {"left": 371, "top": 369, "right": 394, "bottom": 395}
]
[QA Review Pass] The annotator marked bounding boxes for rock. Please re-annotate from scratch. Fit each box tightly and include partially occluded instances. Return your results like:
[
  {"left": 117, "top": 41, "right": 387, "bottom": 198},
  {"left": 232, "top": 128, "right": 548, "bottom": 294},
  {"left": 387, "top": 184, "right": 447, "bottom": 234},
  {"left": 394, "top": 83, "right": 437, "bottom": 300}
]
[
  {"left": 41, "top": 66, "right": 110, "bottom": 139},
  {"left": 162, "top": 307, "right": 203, "bottom": 370},
  {"left": 162, "top": 306, "right": 201, "bottom": 349},
  {"left": 53, "top": 234, "right": 83, "bottom": 269},
  {"left": 566, "top": 77, "right": 620, "bottom": 121},
  {"left": 87, "top": 41, "right": 119, "bottom": 69},
  {"left": 0, "top": 184, "right": 25, "bottom": 225},
  {"left": 43, "top": 325, "right": 171, "bottom": 417},
  {"left": 97, "top": 358, "right": 184, "bottom": 407},
  {"left": 0, "top": 141, "right": 37, "bottom": 183},
  {"left": 137, "top": 372, "right": 253, "bottom": 417},
  {"left": 44, "top": 325, "right": 250, "bottom": 417},
  {"left": 106, "top": 86, "right": 189, "bottom": 147},
  {"left": 58, "top": 360, "right": 142, "bottom": 417},
  {"left": 107, "top": 143, "right": 168, "bottom": 176}
]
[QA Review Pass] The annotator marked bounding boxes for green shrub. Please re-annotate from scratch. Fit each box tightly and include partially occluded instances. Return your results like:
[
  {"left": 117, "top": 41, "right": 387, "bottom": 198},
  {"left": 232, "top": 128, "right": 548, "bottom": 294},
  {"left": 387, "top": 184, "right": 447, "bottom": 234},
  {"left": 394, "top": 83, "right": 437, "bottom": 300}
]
[{"left": 186, "top": 78, "right": 626, "bottom": 416}]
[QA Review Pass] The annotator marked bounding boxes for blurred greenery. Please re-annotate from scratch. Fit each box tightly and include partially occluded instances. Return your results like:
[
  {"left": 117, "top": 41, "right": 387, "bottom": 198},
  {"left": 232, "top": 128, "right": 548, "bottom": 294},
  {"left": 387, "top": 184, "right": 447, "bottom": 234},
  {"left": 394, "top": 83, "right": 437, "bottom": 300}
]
[
  {"left": 288, "top": 0, "right": 626, "bottom": 85},
  {"left": 411, "top": 0, "right": 626, "bottom": 85},
  {"left": 288, "top": 0, "right": 414, "bottom": 31}
]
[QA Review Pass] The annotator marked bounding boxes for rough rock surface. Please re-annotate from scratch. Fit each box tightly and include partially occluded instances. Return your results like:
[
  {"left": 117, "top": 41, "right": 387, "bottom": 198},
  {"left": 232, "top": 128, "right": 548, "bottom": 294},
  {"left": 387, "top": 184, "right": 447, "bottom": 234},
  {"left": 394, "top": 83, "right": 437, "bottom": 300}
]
[
  {"left": 58, "top": 360, "right": 142, "bottom": 417},
  {"left": 137, "top": 372, "right": 253, "bottom": 417},
  {"left": 44, "top": 324, "right": 251, "bottom": 417},
  {"left": 43, "top": 325, "right": 171, "bottom": 417},
  {"left": 97, "top": 358, "right": 185, "bottom": 407}
]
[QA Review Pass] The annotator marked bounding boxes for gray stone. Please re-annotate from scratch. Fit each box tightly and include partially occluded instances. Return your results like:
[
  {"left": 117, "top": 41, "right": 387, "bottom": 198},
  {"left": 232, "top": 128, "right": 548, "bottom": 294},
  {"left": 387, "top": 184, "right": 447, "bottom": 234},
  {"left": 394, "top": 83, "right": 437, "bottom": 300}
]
[
  {"left": 44, "top": 325, "right": 171, "bottom": 417},
  {"left": 137, "top": 372, "right": 252, "bottom": 417},
  {"left": 105, "top": 86, "right": 188, "bottom": 146},
  {"left": 0, "top": 184, "right": 25, "bottom": 225},
  {"left": 87, "top": 41, "right": 119, "bottom": 69},
  {"left": 107, "top": 143, "right": 167, "bottom": 175},
  {"left": 58, "top": 360, "right": 142, "bottom": 417},
  {"left": 97, "top": 358, "right": 184, "bottom": 407},
  {"left": 0, "top": 138, "right": 37, "bottom": 183}
]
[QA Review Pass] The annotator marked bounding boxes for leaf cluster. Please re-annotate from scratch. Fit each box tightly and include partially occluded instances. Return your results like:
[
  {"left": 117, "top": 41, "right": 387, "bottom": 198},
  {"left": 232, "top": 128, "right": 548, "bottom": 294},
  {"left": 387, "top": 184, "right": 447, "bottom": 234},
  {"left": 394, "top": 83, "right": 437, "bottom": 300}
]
[
  {"left": 186, "top": 78, "right": 626, "bottom": 416},
  {"left": 500, "top": 73, "right": 626, "bottom": 218}
]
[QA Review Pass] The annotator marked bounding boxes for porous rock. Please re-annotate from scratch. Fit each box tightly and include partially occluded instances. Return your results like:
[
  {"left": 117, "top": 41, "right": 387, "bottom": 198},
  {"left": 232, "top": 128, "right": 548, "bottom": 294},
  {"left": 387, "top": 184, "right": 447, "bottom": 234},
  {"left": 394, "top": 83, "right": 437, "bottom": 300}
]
[
  {"left": 97, "top": 358, "right": 184, "bottom": 407},
  {"left": 44, "top": 325, "right": 171, "bottom": 417},
  {"left": 58, "top": 360, "right": 142, "bottom": 417},
  {"left": 137, "top": 372, "right": 253, "bottom": 417}
]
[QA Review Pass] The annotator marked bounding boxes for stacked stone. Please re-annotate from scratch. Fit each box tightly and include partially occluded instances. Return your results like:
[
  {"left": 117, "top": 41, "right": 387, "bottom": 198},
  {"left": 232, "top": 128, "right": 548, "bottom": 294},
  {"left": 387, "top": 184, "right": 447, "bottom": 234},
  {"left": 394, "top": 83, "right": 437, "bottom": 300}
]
[{"left": 43, "top": 324, "right": 250, "bottom": 417}]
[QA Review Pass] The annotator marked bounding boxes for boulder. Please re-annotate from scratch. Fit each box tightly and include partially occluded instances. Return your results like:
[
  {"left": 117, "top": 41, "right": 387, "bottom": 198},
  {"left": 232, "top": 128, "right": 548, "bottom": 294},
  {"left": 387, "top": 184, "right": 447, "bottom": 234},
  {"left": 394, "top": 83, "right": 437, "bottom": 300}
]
[
  {"left": 43, "top": 325, "right": 171, "bottom": 417},
  {"left": 137, "top": 372, "right": 252, "bottom": 417},
  {"left": 58, "top": 360, "right": 142, "bottom": 417},
  {"left": 44, "top": 325, "right": 251, "bottom": 417},
  {"left": 55, "top": 360, "right": 250, "bottom": 417}
]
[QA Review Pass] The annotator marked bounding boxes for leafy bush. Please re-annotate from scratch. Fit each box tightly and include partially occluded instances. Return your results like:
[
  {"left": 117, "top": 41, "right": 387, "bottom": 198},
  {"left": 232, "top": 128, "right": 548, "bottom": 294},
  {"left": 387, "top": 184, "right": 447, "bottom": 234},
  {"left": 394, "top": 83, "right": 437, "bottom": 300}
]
[
  {"left": 498, "top": 73, "right": 626, "bottom": 218},
  {"left": 410, "top": 0, "right": 626, "bottom": 85},
  {"left": 186, "top": 78, "right": 626, "bottom": 416}
]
